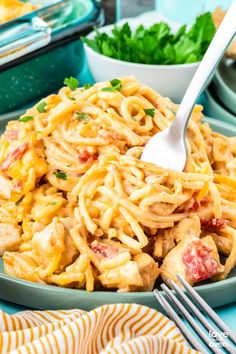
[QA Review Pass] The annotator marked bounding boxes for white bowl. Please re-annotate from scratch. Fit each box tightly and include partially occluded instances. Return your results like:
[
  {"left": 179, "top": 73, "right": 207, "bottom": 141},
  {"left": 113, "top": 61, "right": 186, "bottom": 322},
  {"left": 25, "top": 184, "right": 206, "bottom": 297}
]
[{"left": 84, "top": 19, "right": 200, "bottom": 103}]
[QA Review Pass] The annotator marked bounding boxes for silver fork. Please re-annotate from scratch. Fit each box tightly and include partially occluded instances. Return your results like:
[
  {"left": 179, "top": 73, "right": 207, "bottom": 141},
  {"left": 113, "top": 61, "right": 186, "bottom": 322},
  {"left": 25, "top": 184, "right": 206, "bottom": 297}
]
[
  {"left": 154, "top": 275, "right": 236, "bottom": 354},
  {"left": 141, "top": 0, "right": 236, "bottom": 172}
]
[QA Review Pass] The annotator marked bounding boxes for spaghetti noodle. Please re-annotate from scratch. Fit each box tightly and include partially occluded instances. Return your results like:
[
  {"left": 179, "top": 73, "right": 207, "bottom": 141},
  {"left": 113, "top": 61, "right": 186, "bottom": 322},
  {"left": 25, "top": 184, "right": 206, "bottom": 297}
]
[{"left": 1, "top": 76, "right": 236, "bottom": 291}]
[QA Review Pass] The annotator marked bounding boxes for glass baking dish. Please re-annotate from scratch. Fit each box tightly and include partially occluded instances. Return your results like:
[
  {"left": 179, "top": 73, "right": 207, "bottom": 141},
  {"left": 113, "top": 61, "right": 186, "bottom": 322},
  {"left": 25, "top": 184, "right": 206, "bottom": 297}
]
[
  {"left": 0, "top": 0, "right": 74, "bottom": 67},
  {"left": 0, "top": 0, "right": 103, "bottom": 114},
  {"left": 1, "top": 0, "right": 73, "bottom": 27},
  {"left": 22, "top": 0, "right": 74, "bottom": 26}
]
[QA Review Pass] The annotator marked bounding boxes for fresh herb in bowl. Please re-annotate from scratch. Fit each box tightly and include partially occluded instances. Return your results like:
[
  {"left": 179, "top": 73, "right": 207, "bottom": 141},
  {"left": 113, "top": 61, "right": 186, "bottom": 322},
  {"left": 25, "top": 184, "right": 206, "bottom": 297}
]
[{"left": 83, "top": 12, "right": 215, "bottom": 65}]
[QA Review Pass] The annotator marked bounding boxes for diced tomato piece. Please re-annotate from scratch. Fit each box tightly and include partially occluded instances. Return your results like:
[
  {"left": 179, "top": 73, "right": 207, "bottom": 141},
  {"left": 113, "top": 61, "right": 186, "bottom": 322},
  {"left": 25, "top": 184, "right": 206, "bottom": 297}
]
[
  {"left": 182, "top": 240, "right": 218, "bottom": 282},
  {"left": 200, "top": 217, "right": 228, "bottom": 229},
  {"left": 178, "top": 191, "right": 212, "bottom": 213},
  {"left": 189, "top": 198, "right": 200, "bottom": 212},
  {"left": 200, "top": 196, "right": 210, "bottom": 206},
  {"left": 1, "top": 143, "right": 28, "bottom": 171},
  {"left": 178, "top": 196, "right": 199, "bottom": 212},
  {"left": 99, "top": 131, "right": 119, "bottom": 142},
  {"left": 90, "top": 241, "right": 118, "bottom": 258},
  {"left": 78, "top": 151, "right": 97, "bottom": 164}
]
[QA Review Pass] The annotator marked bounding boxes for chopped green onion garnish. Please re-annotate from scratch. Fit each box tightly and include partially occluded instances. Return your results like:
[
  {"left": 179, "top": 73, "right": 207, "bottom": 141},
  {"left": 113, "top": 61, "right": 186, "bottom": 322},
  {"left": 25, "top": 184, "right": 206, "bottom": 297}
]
[
  {"left": 84, "top": 83, "right": 92, "bottom": 89},
  {"left": 101, "top": 78, "right": 122, "bottom": 92},
  {"left": 37, "top": 101, "right": 47, "bottom": 113},
  {"left": 101, "top": 87, "right": 115, "bottom": 92},
  {"left": 144, "top": 108, "right": 156, "bottom": 117},
  {"left": 75, "top": 112, "right": 89, "bottom": 123},
  {"left": 53, "top": 170, "right": 67, "bottom": 180},
  {"left": 110, "top": 79, "right": 122, "bottom": 91},
  {"left": 64, "top": 76, "right": 79, "bottom": 90},
  {"left": 19, "top": 115, "right": 33, "bottom": 123}
]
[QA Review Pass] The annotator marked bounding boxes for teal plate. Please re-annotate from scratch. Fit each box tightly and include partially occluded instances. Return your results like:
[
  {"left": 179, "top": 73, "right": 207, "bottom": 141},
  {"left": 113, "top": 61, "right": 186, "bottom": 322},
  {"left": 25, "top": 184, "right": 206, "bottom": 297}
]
[
  {"left": 0, "top": 116, "right": 235, "bottom": 311},
  {"left": 212, "top": 58, "right": 236, "bottom": 116},
  {"left": 203, "top": 89, "right": 236, "bottom": 126}
]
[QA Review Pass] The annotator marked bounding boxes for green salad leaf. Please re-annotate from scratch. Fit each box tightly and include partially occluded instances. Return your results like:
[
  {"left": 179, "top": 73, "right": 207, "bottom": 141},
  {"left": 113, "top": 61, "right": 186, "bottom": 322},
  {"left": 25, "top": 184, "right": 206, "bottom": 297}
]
[{"left": 82, "top": 12, "right": 215, "bottom": 65}]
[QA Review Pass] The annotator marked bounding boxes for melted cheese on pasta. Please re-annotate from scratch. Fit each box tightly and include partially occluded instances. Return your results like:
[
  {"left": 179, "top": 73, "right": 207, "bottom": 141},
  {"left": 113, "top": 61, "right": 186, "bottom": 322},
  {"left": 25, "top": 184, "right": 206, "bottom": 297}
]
[
  {"left": 1, "top": 77, "right": 236, "bottom": 291},
  {"left": 0, "top": 0, "right": 37, "bottom": 23}
]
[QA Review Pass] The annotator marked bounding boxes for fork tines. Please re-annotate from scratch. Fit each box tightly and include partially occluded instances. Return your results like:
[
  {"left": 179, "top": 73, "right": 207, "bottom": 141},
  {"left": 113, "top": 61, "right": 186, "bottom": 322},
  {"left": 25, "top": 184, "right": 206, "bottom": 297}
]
[{"left": 154, "top": 275, "right": 236, "bottom": 354}]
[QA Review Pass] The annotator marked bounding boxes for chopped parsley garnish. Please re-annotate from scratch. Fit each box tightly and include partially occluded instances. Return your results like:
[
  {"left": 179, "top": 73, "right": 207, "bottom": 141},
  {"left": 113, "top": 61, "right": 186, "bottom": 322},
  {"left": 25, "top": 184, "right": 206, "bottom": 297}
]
[
  {"left": 37, "top": 101, "right": 47, "bottom": 113},
  {"left": 75, "top": 112, "right": 89, "bottom": 123},
  {"left": 53, "top": 170, "right": 67, "bottom": 180},
  {"left": 50, "top": 202, "right": 57, "bottom": 205},
  {"left": 82, "top": 13, "right": 215, "bottom": 65},
  {"left": 19, "top": 115, "right": 33, "bottom": 122},
  {"left": 101, "top": 78, "right": 122, "bottom": 92},
  {"left": 131, "top": 117, "right": 137, "bottom": 121},
  {"left": 144, "top": 108, "right": 156, "bottom": 117},
  {"left": 64, "top": 76, "right": 79, "bottom": 90},
  {"left": 101, "top": 87, "right": 115, "bottom": 92},
  {"left": 84, "top": 83, "right": 92, "bottom": 89},
  {"left": 110, "top": 79, "right": 122, "bottom": 90},
  {"left": 68, "top": 96, "right": 76, "bottom": 101}
]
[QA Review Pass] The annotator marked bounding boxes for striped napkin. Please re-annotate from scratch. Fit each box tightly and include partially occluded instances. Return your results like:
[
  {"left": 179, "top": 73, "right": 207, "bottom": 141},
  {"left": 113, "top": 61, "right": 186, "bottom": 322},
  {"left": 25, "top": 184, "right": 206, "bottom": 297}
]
[{"left": 0, "top": 303, "right": 198, "bottom": 354}]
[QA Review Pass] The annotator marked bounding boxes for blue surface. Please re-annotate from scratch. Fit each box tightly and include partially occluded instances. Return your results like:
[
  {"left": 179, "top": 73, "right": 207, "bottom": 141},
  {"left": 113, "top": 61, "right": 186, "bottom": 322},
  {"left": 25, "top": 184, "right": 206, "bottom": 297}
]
[
  {"left": 1, "top": 299, "right": 235, "bottom": 330},
  {"left": 116, "top": 0, "right": 232, "bottom": 23}
]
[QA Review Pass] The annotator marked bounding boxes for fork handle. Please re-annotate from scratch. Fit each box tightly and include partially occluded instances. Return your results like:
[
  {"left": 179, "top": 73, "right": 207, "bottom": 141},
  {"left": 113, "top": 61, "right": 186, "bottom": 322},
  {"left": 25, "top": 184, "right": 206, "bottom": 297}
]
[{"left": 170, "top": 0, "right": 236, "bottom": 139}]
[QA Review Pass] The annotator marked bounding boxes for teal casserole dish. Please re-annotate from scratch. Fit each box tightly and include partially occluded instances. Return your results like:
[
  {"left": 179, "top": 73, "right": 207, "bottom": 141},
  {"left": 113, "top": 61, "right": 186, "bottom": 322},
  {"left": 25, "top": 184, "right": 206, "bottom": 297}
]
[{"left": 0, "top": 0, "right": 103, "bottom": 114}]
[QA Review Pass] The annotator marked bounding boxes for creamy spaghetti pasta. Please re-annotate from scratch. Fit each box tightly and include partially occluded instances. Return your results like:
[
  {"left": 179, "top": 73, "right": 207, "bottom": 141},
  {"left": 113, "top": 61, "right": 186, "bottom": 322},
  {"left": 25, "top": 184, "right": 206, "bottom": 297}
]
[
  {"left": 1, "top": 76, "right": 236, "bottom": 291},
  {"left": 0, "top": 0, "right": 37, "bottom": 24}
]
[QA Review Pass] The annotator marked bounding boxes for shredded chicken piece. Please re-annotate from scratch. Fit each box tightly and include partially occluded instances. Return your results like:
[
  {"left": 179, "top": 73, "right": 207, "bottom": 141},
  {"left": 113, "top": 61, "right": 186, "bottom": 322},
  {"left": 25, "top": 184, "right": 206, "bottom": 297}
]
[
  {"left": 0, "top": 223, "right": 21, "bottom": 255},
  {"left": 99, "top": 261, "right": 143, "bottom": 289},
  {"left": 0, "top": 174, "right": 13, "bottom": 199},
  {"left": 161, "top": 235, "right": 223, "bottom": 286},
  {"left": 133, "top": 253, "right": 160, "bottom": 291},
  {"left": 32, "top": 218, "right": 65, "bottom": 269}
]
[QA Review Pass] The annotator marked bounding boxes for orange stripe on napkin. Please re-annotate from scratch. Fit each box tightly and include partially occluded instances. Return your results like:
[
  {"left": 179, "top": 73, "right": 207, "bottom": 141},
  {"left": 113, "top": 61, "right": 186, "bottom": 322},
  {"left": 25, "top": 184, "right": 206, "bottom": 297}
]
[{"left": 0, "top": 304, "right": 199, "bottom": 354}]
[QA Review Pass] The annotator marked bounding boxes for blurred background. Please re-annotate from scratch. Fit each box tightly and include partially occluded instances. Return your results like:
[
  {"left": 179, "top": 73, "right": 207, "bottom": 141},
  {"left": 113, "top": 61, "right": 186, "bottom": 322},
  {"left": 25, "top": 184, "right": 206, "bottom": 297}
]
[
  {"left": 101, "top": 0, "right": 116, "bottom": 24},
  {"left": 102, "top": 0, "right": 233, "bottom": 24}
]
